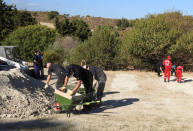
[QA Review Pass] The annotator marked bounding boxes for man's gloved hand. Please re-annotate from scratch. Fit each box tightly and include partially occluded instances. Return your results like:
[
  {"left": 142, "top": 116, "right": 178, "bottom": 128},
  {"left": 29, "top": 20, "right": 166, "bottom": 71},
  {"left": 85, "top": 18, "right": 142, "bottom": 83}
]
[
  {"left": 67, "top": 90, "right": 74, "bottom": 96},
  {"left": 44, "top": 84, "right": 48, "bottom": 89},
  {"left": 59, "top": 86, "right": 66, "bottom": 91}
]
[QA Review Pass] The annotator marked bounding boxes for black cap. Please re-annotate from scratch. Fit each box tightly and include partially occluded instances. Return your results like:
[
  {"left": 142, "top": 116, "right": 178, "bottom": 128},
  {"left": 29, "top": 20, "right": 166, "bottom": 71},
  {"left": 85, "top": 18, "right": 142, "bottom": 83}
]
[{"left": 34, "top": 50, "right": 39, "bottom": 53}]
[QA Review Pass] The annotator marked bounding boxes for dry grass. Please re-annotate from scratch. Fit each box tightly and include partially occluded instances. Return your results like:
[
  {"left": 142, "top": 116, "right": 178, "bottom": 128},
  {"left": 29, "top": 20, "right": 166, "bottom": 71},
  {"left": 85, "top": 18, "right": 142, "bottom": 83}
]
[{"left": 30, "top": 11, "right": 117, "bottom": 30}]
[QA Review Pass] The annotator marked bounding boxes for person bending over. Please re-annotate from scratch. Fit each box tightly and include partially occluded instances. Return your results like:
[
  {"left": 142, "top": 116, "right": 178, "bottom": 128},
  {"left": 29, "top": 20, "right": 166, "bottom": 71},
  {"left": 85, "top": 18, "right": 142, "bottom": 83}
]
[
  {"left": 61, "top": 64, "right": 94, "bottom": 111},
  {"left": 85, "top": 65, "right": 106, "bottom": 106},
  {"left": 44, "top": 62, "right": 66, "bottom": 89}
]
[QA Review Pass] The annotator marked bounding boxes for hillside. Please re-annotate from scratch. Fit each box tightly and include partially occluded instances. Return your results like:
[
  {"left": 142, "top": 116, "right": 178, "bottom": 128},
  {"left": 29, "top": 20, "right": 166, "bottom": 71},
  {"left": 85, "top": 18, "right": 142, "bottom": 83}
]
[{"left": 30, "top": 11, "right": 117, "bottom": 30}]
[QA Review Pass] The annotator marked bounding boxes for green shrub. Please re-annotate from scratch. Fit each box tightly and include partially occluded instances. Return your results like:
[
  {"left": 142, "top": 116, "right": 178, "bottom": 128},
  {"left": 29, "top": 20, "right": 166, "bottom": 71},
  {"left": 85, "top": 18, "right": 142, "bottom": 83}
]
[
  {"left": 48, "top": 11, "right": 59, "bottom": 20},
  {"left": 69, "top": 26, "right": 121, "bottom": 70},
  {"left": 71, "top": 19, "right": 91, "bottom": 41},
  {"left": 43, "top": 48, "right": 64, "bottom": 65},
  {"left": 14, "top": 10, "right": 37, "bottom": 27},
  {"left": 55, "top": 17, "right": 74, "bottom": 36},
  {"left": 55, "top": 18, "right": 91, "bottom": 41},
  {"left": 0, "top": 0, "right": 37, "bottom": 45},
  {"left": 121, "top": 12, "right": 193, "bottom": 70},
  {"left": 3, "top": 25, "right": 57, "bottom": 61},
  {"left": 169, "top": 30, "right": 193, "bottom": 71},
  {"left": 51, "top": 36, "right": 80, "bottom": 64},
  {"left": 116, "top": 18, "right": 131, "bottom": 30}
]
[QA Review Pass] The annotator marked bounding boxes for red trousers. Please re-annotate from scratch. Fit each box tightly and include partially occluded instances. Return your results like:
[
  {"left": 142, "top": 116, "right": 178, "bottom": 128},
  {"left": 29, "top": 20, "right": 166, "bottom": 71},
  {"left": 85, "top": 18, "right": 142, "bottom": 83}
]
[
  {"left": 164, "top": 69, "right": 171, "bottom": 80},
  {"left": 176, "top": 70, "right": 182, "bottom": 82}
]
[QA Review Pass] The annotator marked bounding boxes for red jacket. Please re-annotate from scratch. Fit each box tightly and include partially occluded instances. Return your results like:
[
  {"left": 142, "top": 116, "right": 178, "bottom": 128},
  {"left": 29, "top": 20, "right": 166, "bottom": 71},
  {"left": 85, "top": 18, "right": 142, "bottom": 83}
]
[
  {"left": 162, "top": 59, "right": 172, "bottom": 69},
  {"left": 176, "top": 66, "right": 183, "bottom": 71}
]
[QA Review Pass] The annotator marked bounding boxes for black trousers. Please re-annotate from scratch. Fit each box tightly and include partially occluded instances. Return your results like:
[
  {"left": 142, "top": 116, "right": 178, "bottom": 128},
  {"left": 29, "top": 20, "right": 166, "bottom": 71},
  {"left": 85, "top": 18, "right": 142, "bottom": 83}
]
[
  {"left": 82, "top": 72, "right": 94, "bottom": 110},
  {"left": 96, "top": 74, "right": 106, "bottom": 101},
  {"left": 157, "top": 67, "right": 161, "bottom": 76},
  {"left": 56, "top": 71, "right": 66, "bottom": 89},
  {"left": 171, "top": 68, "right": 176, "bottom": 76},
  {"left": 96, "top": 81, "right": 106, "bottom": 101}
]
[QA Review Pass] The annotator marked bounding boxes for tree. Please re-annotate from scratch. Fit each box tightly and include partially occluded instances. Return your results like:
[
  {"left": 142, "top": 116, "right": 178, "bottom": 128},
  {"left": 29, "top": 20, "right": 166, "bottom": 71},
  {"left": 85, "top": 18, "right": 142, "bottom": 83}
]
[
  {"left": 63, "top": 13, "right": 70, "bottom": 18},
  {"left": 0, "top": 0, "right": 17, "bottom": 44},
  {"left": 121, "top": 12, "right": 193, "bottom": 70},
  {"left": 116, "top": 18, "right": 130, "bottom": 30},
  {"left": 169, "top": 31, "right": 193, "bottom": 70},
  {"left": 14, "top": 11, "right": 37, "bottom": 26},
  {"left": 0, "top": 0, "right": 37, "bottom": 45},
  {"left": 122, "top": 15, "right": 177, "bottom": 69},
  {"left": 55, "top": 18, "right": 91, "bottom": 41},
  {"left": 69, "top": 26, "right": 121, "bottom": 70},
  {"left": 55, "top": 17, "right": 74, "bottom": 36},
  {"left": 2, "top": 25, "right": 57, "bottom": 61},
  {"left": 43, "top": 48, "right": 64, "bottom": 65},
  {"left": 48, "top": 11, "right": 59, "bottom": 20},
  {"left": 51, "top": 36, "right": 79, "bottom": 61},
  {"left": 71, "top": 19, "right": 91, "bottom": 41}
]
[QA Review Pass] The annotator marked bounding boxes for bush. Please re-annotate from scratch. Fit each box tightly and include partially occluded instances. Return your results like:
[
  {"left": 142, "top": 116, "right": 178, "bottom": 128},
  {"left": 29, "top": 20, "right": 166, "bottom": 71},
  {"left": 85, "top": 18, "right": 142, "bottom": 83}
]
[
  {"left": 122, "top": 16, "right": 171, "bottom": 69},
  {"left": 71, "top": 19, "right": 91, "bottom": 41},
  {"left": 0, "top": 0, "right": 37, "bottom": 44},
  {"left": 55, "top": 17, "right": 74, "bottom": 36},
  {"left": 3, "top": 25, "right": 57, "bottom": 61},
  {"left": 14, "top": 11, "right": 37, "bottom": 27},
  {"left": 48, "top": 11, "right": 59, "bottom": 20},
  {"left": 0, "top": 0, "right": 17, "bottom": 43},
  {"left": 55, "top": 18, "right": 91, "bottom": 41},
  {"left": 116, "top": 18, "right": 131, "bottom": 30},
  {"left": 51, "top": 36, "right": 80, "bottom": 64},
  {"left": 43, "top": 49, "right": 64, "bottom": 65},
  {"left": 121, "top": 12, "right": 193, "bottom": 70},
  {"left": 69, "top": 26, "right": 121, "bottom": 70},
  {"left": 169, "top": 30, "right": 193, "bottom": 71}
]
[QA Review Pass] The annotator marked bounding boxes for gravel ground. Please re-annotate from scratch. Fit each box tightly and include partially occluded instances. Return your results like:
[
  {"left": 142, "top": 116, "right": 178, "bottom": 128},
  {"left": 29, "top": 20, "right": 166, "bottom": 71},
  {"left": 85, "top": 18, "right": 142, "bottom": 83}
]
[{"left": 0, "top": 69, "right": 55, "bottom": 119}]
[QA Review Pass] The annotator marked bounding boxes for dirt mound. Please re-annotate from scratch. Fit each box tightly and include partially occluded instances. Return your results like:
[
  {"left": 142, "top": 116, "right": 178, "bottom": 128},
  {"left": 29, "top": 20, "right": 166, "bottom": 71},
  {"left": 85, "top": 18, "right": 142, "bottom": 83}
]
[{"left": 0, "top": 69, "right": 55, "bottom": 119}]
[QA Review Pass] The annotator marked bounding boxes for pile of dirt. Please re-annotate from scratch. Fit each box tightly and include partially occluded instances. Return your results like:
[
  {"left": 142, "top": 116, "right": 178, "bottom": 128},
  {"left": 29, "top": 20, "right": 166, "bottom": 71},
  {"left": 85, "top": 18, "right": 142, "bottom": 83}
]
[{"left": 0, "top": 69, "right": 55, "bottom": 119}]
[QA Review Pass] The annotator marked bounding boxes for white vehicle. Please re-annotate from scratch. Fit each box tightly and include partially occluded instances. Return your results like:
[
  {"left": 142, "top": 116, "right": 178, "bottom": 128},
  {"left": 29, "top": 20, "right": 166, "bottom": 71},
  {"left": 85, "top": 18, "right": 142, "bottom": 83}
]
[{"left": 0, "top": 46, "right": 28, "bottom": 71}]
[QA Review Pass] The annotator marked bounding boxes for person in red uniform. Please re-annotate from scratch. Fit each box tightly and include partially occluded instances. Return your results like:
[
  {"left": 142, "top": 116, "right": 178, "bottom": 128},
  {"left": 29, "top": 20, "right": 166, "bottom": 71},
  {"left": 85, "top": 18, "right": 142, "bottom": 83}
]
[
  {"left": 176, "top": 65, "right": 183, "bottom": 83},
  {"left": 162, "top": 56, "right": 172, "bottom": 82}
]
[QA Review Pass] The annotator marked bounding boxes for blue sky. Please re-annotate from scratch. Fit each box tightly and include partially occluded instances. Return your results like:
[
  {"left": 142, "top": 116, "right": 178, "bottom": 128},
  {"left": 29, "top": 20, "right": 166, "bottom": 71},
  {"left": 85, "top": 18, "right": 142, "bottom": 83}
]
[{"left": 5, "top": 0, "right": 193, "bottom": 19}]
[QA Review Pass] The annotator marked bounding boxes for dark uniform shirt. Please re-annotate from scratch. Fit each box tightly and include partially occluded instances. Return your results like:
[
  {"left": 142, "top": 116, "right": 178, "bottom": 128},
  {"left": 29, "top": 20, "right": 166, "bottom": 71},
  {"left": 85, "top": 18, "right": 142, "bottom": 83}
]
[
  {"left": 33, "top": 55, "right": 39, "bottom": 66},
  {"left": 48, "top": 64, "right": 65, "bottom": 76},
  {"left": 89, "top": 66, "right": 106, "bottom": 81},
  {"left": 65, "top": 64, "right": 91, "bottom": 81},
  {"left": 156, "top": 62, "right": 162, "bottom": 68},
  {"left": 37, "top": 54, "right": 43, "bottom": 67}
]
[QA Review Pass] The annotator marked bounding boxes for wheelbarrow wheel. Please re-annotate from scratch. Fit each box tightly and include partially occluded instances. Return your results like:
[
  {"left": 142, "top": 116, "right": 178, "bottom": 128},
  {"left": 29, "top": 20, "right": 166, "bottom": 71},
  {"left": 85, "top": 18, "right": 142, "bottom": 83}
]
[{"left": 52, "top": 101, "right": 61, "bottom": 113}]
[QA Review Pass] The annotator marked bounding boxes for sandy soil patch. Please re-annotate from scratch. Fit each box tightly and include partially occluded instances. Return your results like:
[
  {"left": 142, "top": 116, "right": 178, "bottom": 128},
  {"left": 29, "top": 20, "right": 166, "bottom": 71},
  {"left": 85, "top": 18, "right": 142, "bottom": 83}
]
[
  {"left": 39, "top": 22, "right": 55, "bottom": 29},
  {"left": 1, "top": 71, "right": 193, "bottom": 130}
]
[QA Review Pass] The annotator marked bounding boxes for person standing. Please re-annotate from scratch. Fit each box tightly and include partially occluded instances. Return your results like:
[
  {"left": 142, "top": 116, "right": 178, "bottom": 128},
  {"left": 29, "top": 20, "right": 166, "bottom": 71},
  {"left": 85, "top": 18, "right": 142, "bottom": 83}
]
[
  {"left": 171, "top": 64, "right": 176, "bottom": 76},
  {"left": 85, "top": 65, "right": 106, "bottom": 106},
  {"left": 162, "top": 56, "right": 172, "bottom": 82},
  {"left": 37, "top": 51, "right": 44, "bottom": 79},
  {"left": 33, "top": 50, "right": 40, "bottom": 79},
  {"left": 156, "top": 61, "right": 163, "bottom": 77},
  {"left": 176, "top": 65, "right": 183, "bottom": 83}
]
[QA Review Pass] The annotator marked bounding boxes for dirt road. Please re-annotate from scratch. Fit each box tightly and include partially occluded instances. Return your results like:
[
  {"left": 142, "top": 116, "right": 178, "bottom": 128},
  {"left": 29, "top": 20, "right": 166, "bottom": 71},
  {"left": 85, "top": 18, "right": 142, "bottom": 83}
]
[{"left": 1, "top": 71, "right": 193, "bottom": 130}]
